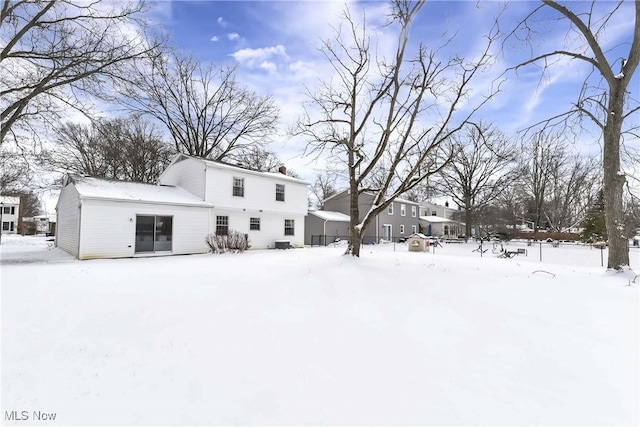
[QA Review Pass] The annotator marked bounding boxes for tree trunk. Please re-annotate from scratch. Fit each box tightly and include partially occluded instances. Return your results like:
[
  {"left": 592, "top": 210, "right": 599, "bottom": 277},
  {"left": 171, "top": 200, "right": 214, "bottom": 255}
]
[
  {"left": 346, "top": 144, "right": 361, "bottom": 256},
  {"left": 603, "top": 81, "right": 629, "bottom": 269},
  {"left": 346, "top": 180, "right": 361, "bottom": 257},
  {"left": 464, "top": 206, "right": 473, "bottom": 237}
]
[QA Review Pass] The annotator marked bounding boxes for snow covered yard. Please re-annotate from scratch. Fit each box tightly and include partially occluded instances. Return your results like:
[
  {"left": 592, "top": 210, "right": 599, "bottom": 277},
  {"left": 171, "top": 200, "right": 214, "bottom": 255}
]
[{"left": 1, "top": 235, "right": 638, "bottom": 425}]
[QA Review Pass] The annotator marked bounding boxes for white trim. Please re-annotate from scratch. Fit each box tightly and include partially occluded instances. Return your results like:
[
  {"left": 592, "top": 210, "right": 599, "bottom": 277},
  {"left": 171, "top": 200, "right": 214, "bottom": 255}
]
[
  {"left": 401, "top": 204, "right": 406, "bottom": 216},
  {"left": 400, "top": 224, "right": 405, "bottom": 234}
]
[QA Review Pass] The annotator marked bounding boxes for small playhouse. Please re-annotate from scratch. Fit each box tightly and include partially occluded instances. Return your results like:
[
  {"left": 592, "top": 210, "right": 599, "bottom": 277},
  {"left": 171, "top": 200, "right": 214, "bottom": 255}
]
[{"left": 407, "top": 233, "right": 430, "bottom": 252}]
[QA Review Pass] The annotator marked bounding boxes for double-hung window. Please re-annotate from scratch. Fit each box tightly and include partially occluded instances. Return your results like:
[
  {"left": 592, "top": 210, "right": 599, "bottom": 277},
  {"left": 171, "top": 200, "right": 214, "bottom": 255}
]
[
  {"left": 250, "top": 217, "right": 261, "bottom": 231},
  {"left": 401, "top": 204, "right": 406, "bottom": 216},
  {"left": 411, "top": 206, "right": 417, "bottom": 217},
  {"left": 233, "top": 177, "right": 244, "bottom": 197},
  {"left": 276, "top": 184, "right": 285, "bottom": 202},
  {"left": 216, "top": 216, "right": 229, "bottom": 236},
  {"left": 388, "top": 203, "right": 393, "bottom": 215},
  {"left": 284, "top": 219, "right": 295, "bottom": 236}
]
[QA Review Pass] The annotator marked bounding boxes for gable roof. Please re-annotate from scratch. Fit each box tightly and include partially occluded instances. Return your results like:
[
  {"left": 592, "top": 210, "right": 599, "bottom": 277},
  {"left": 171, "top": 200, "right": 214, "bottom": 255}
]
[
  {"left": 309, "top": 210, "right": 351, "bottom": 222},
  {"left": 323, "top": 188, "right": 420, "bottom": 205},
  {"left": 166, "top": 154, "right": 309, "bottom": 185},
  {"left": 67, "top": 176, "right": 212, "bottom": 207}
]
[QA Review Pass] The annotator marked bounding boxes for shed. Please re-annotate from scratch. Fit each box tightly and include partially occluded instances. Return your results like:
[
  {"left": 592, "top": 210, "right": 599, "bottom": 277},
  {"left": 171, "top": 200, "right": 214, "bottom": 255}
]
[
  {"left": 55, "top": 175, "right": 213, "bottom": 260},
  {"left": 407, "top": 233, "right": 430, "bottom": 252}
]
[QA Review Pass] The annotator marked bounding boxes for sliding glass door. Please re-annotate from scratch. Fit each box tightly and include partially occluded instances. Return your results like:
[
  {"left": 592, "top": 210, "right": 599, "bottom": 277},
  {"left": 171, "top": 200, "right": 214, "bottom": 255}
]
[{"left": 135, "top": 215, "right": 173, "bottom": 253}]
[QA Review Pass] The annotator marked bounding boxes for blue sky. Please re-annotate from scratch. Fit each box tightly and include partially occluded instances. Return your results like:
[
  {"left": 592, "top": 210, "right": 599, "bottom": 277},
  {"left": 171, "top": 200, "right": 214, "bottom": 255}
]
[{"left": 145, "top": 0, "right": 636, "bottom": 179}]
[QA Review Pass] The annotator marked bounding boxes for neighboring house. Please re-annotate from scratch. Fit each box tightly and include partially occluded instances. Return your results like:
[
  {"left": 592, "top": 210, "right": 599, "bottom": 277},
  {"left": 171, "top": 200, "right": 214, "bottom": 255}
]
[
  {"left": 55, "top": 154, "right": 309, "bottom": 260},
  {"left": 305, "top": 210, "right": 351, "bottom": 245},
  {"left": 21, "top": 214, "right": 57, "bottom": 235},
  {"left": 0, "top": 196, "right": 20, "bottom": 235},
  {"left": 319, "top": 189, "right": 421, "bottom": 243},
  {"left": 419, "top": 201, "right": 463, "bottom": 237}
]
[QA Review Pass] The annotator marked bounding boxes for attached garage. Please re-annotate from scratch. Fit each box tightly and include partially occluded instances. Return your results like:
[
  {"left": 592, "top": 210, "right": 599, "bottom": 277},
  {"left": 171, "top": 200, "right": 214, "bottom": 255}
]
[
  {"left": 55, "top": 176, "right": 213, "bottom": 260},
  {"left": 304, "top": 210, "right": 351, "bottom": 246}
]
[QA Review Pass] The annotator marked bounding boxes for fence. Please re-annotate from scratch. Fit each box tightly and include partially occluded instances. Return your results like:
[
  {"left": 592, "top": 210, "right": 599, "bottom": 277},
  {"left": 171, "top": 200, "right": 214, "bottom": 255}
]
[{"left": 310, "top": 235, "right": 409, "bottom": 247}]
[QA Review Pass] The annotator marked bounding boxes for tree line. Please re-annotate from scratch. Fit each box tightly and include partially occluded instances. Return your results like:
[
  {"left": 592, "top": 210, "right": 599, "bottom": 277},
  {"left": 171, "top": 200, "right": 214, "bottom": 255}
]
[{"left": 0, "top": 0, "right": 638, "bottom": 268}]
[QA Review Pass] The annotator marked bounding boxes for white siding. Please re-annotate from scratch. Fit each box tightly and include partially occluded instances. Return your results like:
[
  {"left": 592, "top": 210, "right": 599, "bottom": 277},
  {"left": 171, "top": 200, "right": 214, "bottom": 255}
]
[
  {"left": 159, "top": 157, "right": 207, "bottom": 199},
  {"left": 78, "top": 199, "right": 211, "bottom": 260},
  {"left": 206, "top": 167, "right": 308, "bottom": 215},
  {"left": 212, "top": 209, "right": 305, "bottom": 249},
  {"left": 55, "top": 185, "right": 81, "bottom": 257}
]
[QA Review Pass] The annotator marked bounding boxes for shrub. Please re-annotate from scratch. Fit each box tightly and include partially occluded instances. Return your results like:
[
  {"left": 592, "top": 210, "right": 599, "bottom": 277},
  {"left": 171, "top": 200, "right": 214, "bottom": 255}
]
[{"left": 206, "top": 230, "right": 250, "bottom": 253}]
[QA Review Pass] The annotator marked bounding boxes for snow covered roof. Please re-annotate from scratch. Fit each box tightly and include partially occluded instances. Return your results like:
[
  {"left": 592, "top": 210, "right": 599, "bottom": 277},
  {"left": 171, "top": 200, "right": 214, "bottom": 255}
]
[
  {"left": 309, "top": 210, "right": 351, "bottom": 222},
  {"left": 419, "top": 215, "right": 455, "bottom": 223},
  {"left": 70, "top": 177, "right": 212, "bottom": 207},
  {"left": 408, "top": 233, "right": 429, "bottom": 239},
  {"left": 0, "top": 196, "right": 20, "bottom": 205},
  {"left": 167, "top": 154, "right": 310, "bottom": 185}
]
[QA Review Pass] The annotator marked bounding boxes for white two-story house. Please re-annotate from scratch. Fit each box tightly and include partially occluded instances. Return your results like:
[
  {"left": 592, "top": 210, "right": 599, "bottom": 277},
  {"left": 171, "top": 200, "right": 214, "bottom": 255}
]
[
  {"left": 158, "top": 155, "right": 308, "bottom": 250},
  {"left": 1, "top": 196, "right": 20, "bottom": 235},
  {"left": 55, "top": 154, "right": 308, "bottom": 260}
]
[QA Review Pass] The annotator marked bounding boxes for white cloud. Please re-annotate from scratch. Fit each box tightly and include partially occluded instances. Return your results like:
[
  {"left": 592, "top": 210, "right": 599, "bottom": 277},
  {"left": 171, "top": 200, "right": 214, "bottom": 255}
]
[
  {"left": 260, "top": 61, "right": 277, "bottom": 73},
  {"left": 227, "top": 32, "right": 240, "bottom": 41},
  {"left": 230, "top": 45, "right": 288, "bottom": 66},
  {"left": 210, "top": 36, "right": 219, "bottom": 42},
  {"left": 217, "top": 17, "right": 227, "bottom": 28}
]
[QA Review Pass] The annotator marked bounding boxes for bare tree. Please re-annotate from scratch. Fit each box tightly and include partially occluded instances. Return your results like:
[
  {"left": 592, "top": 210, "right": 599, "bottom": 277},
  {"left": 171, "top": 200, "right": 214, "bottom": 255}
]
[
  {"left": 508, "top": 0, "right": 639, "bottom": 269},
  {"left": 544, "top": 154, "right": 599, "bottom": 232},
  {"left": 42, "top": 117, "right": 174, "bottom": 183},
  {"left": 0, "top": 0, "right": 158, "bottom": 146},
  {"left": 518, "top": 131, "right": 563, "bottom": 232},
  {"left": 437, "top": 123, "right": 517, "bottom": 237},
  {"left": 309, "top": 172, "right": 338, "bottom": 209},
  {"left": 294, "top": 0, "right": 500, "bottom": 256},
  {"left": 0, "top": 150, "right": 32, "bottom": 192},
  {"left": 120, "top": 48, "right": 279, "bottom": 162},
  {"left": 233, "top": 147, "right": 283, "bottom": 172}
]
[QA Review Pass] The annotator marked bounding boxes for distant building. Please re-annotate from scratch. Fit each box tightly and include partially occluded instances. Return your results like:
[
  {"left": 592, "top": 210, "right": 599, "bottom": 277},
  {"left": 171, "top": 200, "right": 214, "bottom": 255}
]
[
  {"left": 308, "top": 189, "right": 421, "bottom": 244},
  {"left": 0, "top": 196, "right": 20, "bottom": 235},
  {"left": 418, "top": 201, "right": 464, "bottom": 237}
]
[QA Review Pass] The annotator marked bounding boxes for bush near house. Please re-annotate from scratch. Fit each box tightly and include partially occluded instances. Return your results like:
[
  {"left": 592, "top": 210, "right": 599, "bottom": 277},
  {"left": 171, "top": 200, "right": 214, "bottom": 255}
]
[{"left": 206, "top": 231, "right": 250, "bottom": 253}]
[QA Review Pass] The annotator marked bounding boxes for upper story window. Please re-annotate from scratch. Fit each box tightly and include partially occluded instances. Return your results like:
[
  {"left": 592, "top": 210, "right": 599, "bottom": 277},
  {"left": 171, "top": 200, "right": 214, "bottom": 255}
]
[
  {"left": 411, "top": 206, "right": 417, "bottom": 217},
  {"left": 3, "top": 206, "right": 14, "bottom": 215},
  {"left": 432, "top": 211, "right": 437, "bottom": 216},
  {"left": 388, "top": 203, "right": 393, "bottom": 215},
  {"left": 233, "top": 177, "right": 244, "bottom": 197},
  {"left": 276, "top": 184, "right": 285, "bottom": 202},
  {"left": 401, "top": 204, "right": 406, "bottom": 216}
]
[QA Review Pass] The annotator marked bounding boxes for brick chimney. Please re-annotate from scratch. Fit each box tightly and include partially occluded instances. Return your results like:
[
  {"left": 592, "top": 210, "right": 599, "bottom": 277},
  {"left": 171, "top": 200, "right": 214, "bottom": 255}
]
[{"left": 278, "top": 165, "right": 287, "bottom": 175}]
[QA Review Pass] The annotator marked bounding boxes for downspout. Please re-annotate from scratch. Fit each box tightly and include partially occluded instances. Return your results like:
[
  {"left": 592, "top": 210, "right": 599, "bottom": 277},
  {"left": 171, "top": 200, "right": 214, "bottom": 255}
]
[
  {"left": 77, "top": 199, "right": 82, "bottom": 259},
  {"left": 323, "top": 219, "right": 327, "bottom": 245}
]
